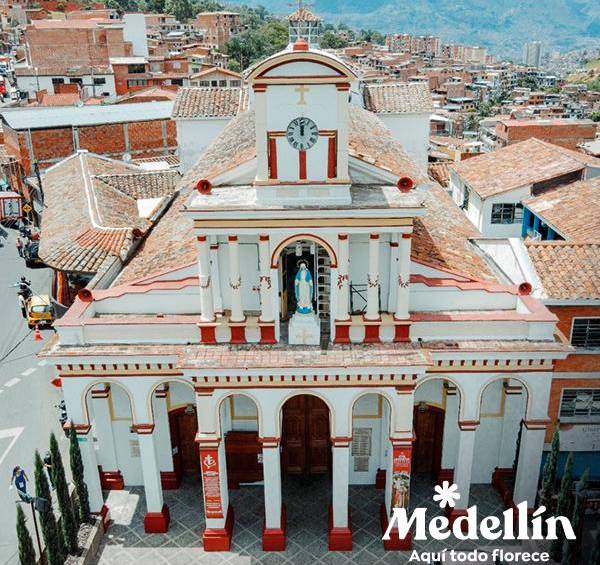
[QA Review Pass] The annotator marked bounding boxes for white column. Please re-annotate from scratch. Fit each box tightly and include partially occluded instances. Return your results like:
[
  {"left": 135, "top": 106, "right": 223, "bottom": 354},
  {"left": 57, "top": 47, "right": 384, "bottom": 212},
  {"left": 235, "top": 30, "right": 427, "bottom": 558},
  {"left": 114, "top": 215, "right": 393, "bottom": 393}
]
[
  {"left": 388, "top": 236, "right": 399, "bottom": 312},
  {"left": 137, "top": 428, "right": 165, "bottom": 513},
  {"left": 91, "top": 387, "right": 118, "bottom": 472},
  {"left": 336, "top": 233, "right": 350, "bottom": 320},
  {"left": 453, "top": 425, "right": 477, "bottom": 510},
  {"left": 513, "top": 422, "right": 546, "bottom": 508},
  {"left": 197, "top": 235, "right": 215, "bottom": 321},
  {"left": 209, "top": 239, "right": 223, "bottom": 313},
  {"left": 365, "top": 233, "right": 380, "bottom": 320},
  {"left": 153, "top": 389, "right": 174, "bottom": 473},
  {"left": 262, "top": 442, "right": 282, "bottom": 528},
  {"left": 331, "top": 440, "right": 350, "bottom": 527},
  {"left": 258, "top": 234, "right": 273, "bottom": 322},
  {"left": 394, "top": 234, "right": 412, "bottom": 320},
  {"left": 75, "top": 426, "right": 104, "bottom": 513},
  {"left": 254, "top": 87, "right": 268, "bottom": 181},
  {"left": 228, "top": 235, "right": 244, "bottom": 322},
  {"left": 336, "top": 84, "right": 349, "bottom": 180}
]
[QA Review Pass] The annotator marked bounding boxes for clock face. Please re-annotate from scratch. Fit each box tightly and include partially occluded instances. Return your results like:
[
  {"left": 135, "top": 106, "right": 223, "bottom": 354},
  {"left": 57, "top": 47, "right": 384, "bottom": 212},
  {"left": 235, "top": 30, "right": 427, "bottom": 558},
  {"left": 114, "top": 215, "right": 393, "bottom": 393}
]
[{"left": 286, "top": 117, "right": 318, "bottom": 151}]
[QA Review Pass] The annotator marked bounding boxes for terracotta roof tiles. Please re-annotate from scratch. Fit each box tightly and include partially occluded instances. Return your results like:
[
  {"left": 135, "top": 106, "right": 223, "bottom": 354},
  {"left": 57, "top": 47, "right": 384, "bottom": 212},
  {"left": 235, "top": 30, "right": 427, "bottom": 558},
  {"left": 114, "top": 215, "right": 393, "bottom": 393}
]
[
  {"left": 524, "top": 176, "right": 600, "bottom": 240},
  {"left": 172, "top": 86, "right": 248, "bottom": 119},
  {"left": 363, "top": 82, "right": 434, "bottom": 114},
  {"left": 526, "top": 241, "right": 600, "bottom": 300},
  {"left": 451, "top": 138, "right": 600, "bottom": 199}
]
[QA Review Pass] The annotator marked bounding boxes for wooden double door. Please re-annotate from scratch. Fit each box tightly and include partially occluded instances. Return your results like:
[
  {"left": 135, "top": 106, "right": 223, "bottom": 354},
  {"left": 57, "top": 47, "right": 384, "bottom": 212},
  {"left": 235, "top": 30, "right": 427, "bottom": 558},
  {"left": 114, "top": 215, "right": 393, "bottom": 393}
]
[
  {"left": 412, "top": 404, "right": 445, "bottom": 477},
  {"left": 282, "top": 395, "right": 331, "bottom": 475}
]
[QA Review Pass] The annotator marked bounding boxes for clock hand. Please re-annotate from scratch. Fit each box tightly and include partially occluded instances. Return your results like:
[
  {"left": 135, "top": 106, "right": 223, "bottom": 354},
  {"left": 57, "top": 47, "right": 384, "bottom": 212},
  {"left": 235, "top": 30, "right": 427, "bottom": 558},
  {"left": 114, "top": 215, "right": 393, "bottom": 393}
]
[{"left": 300, "top": 125, "right": 305, "bottom": 136}]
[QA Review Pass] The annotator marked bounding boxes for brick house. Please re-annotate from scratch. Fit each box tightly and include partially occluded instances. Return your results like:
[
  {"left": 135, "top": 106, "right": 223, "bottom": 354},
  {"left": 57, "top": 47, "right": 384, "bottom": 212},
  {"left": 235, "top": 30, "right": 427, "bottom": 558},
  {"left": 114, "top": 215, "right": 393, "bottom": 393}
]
[
  {"left": 0, "top": 102, "right": 177, "bottom": 217},
  {"left": 194, "top": 11, "right": 242, "bottom": 48},
  {"left": 495, "top": 118, "right": 598, "bottom": 150},
  {"left": 15, "top": 18, "right": 135, "bottom": 99}
]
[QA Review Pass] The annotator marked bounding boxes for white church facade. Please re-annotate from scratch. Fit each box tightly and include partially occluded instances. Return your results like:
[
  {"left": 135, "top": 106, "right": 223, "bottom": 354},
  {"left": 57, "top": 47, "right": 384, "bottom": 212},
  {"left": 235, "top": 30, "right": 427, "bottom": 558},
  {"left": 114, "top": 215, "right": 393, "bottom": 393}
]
[{"left": 42, "top": 40, "right": 569, "bottom": 553}]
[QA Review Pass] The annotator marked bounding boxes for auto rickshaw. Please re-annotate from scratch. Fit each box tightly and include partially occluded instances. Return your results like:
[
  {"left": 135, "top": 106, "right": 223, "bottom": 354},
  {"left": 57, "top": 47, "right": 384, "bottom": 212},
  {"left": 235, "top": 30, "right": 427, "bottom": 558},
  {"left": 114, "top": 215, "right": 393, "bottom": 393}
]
[{"left": 26, "top": 294, "right": 54, "bottom": 329}]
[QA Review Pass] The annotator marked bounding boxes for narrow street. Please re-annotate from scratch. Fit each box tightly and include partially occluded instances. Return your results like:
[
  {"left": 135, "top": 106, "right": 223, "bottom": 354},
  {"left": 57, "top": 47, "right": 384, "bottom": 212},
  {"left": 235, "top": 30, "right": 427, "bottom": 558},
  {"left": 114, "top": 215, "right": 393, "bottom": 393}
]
[{"left": 0, "top": 228, "right": 68, "bottom": 565}]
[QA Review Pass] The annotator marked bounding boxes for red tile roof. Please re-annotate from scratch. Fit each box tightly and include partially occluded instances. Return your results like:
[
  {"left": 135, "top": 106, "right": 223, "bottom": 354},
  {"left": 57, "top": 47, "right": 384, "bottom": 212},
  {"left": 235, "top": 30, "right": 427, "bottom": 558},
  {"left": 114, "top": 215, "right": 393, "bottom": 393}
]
[
  {"left": 524, "top": 176, "right": 600, "bottom": 240},
  {"left": 526, "top": 241, "right": 600, "bottom": 300},
  {"left": 451, "top": 138, "right": 600, "bottom": 199}
]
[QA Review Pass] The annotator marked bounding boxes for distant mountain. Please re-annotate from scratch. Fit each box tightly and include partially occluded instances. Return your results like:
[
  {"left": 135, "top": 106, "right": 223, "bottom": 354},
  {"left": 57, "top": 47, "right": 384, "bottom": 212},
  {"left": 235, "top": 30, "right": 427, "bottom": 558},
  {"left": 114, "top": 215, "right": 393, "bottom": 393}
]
[{"left": 242, "top": 0, "right": 600, "bottom": 58}]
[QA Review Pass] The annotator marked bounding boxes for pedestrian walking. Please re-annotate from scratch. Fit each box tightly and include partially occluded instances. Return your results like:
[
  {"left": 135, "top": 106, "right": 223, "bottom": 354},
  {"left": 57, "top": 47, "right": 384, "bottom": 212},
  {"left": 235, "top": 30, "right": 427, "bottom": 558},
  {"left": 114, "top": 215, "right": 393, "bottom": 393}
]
[
  {"left": 43, "top": 451, "right": 54, "bottom": 489},
  {"left": 18, "top": 293, "right": 26, "bottom": 319},
  {"left": 15, "top": 235, "right": 23, "bottom": 257},
  {"left": 11, "top": 466, "right": 30, "bottom": 502}
]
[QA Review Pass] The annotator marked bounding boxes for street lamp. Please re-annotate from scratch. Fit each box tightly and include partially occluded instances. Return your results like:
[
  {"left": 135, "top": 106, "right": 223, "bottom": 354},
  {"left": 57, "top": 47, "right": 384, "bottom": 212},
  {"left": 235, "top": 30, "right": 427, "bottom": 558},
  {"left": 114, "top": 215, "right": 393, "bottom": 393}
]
[{"left": 18, "top": 493, "right": 48, "bottom": 564}]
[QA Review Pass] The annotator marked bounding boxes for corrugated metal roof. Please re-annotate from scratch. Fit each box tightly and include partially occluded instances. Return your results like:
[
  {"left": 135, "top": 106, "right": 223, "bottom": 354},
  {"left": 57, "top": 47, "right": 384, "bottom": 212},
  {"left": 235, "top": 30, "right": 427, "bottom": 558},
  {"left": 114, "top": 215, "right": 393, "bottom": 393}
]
[{"left": 0, "top": 101, "right": 174, "bottom": 130}]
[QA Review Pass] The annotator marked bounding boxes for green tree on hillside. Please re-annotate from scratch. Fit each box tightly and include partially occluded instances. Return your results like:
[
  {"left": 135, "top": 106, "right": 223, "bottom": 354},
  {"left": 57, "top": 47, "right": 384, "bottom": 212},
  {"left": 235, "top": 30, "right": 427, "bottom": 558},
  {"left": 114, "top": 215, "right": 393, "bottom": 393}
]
[{"left": 165, "top": 0, "right": 194, "bottom": 21}]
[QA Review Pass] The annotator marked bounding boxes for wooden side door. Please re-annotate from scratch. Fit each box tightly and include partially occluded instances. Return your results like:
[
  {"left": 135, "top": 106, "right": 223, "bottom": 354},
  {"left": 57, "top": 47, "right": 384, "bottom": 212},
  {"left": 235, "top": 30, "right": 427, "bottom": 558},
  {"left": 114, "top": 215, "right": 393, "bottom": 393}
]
[
  {"left": 307, "top": 396, "right": 330, "bottom": 474},
  {"left": 282, "top": 395, "right": 306, "bottom": 474},
  {"left": 412, "top": 405, "right": 444, "bottom": 476},
  {"left": 177, "top": 409, "right": 200, "bottom": 474}
]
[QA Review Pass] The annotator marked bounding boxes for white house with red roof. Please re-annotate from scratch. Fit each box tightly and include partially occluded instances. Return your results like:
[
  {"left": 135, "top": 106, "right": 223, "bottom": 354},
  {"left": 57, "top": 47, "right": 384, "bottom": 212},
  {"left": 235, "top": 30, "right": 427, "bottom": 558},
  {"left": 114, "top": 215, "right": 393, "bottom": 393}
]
[{"left": 41, "top": 41, "right": 569, "bottom": 554}]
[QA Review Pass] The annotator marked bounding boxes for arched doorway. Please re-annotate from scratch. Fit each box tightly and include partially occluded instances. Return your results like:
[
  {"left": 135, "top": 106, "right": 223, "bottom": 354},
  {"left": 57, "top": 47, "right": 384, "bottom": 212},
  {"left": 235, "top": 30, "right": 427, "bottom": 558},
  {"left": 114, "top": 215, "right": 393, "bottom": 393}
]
[
  {"left": 412, "top": 402, "right": 445, "bottom": 477},
  {"left": 276, "top": 238, "right": 333, "bottom": 343},
  {"left": 281, "top": 394, "right": 331, "bottom": 475}
]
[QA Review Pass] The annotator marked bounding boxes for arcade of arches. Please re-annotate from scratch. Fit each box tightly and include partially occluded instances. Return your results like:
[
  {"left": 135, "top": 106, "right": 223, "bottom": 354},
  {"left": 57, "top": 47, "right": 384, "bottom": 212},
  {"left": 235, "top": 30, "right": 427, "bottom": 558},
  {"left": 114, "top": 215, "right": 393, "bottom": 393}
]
[{"left": 78, "top": 373, "right": 538, "bottom": 552}]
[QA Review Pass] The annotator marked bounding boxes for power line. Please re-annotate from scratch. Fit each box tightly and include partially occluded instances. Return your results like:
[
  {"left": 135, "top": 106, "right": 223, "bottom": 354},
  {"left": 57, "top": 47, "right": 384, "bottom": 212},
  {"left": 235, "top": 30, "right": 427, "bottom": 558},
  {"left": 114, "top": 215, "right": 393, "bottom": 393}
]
[{"left": 0, "top": 329, "right": 33, "bottom": 366}]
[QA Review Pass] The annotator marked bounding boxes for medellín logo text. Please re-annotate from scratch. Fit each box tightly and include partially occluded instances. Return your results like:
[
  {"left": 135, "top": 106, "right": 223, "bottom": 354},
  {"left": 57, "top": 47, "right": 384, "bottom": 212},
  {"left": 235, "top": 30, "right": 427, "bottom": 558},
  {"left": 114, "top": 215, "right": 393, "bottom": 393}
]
[{"left": 383, "top": 482, "right": 575, "bottom": 563}]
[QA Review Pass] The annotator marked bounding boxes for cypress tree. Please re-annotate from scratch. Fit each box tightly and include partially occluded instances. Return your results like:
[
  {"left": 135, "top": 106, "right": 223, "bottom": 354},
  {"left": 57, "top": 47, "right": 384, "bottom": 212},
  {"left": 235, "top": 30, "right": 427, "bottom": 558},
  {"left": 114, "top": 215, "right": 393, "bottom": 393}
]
[
  {"left": 539, "top": 427, "right": 559, "bottom": 513},
  {"left": 562, "top": 468, "right": 589, "bottom": 565},
  {"left": 550, "top": 452, "right": 574, "bottom": 562},
  {"left": 69, "top": 424, "right": 91, "bottom": 524},
  {"left": 34, "top": 451, "right": 64, "bottom": 565},
  {"left": 50, "top": 433, "right": 78, "bottom": 554},
  {"left": 16, "top": 505, "right": 37, "bottom": 565}
]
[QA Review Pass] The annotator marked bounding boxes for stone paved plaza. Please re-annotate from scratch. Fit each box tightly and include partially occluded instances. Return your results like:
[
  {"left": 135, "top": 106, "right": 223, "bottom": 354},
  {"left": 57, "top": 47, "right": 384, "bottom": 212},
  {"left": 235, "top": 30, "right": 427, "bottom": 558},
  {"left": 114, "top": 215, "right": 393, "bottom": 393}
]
[{"left": 95, "top": 474, "right": 516, "bottom": 564}]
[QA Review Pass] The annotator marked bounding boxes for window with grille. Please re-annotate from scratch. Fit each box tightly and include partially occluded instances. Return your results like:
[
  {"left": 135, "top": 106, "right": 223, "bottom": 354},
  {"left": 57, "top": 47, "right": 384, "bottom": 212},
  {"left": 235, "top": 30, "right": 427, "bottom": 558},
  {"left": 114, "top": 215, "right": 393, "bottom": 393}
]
[
  {"left": 559, "top": 389, "right": 600, "bottom": 421},
  {"left": 571, "top": 318, "right": 600, "bottom": 348},
  {"left": 491, "top": 203, "right": 523, "bottom": 224}
]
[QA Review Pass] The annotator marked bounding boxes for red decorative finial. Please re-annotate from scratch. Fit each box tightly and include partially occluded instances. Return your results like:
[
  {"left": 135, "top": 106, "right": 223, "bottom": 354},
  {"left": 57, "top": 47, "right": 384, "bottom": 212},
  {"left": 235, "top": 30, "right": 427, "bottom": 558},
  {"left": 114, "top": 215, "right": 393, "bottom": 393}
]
[{"left": 293, "top": 38, "right": 309, "bottom": 51}]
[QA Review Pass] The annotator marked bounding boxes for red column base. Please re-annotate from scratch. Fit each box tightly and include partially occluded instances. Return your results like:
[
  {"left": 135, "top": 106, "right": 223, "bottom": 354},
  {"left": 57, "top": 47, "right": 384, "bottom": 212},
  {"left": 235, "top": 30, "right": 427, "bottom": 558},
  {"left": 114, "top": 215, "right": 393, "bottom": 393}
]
[
  {"left": 333, "top": 323, "right": 350, "bottom": 344},
  {"left": 259, "top": 323, "right": 276, "bottom": 344},
  {"left": 230, "top": 325, "right": 246, "bottom": 344},
  {"left": 375, "top": 468, "right": 386, "bottom": 490},
  {"left": 446, "top": 507, "right": 469, "bottom": 532},
  {"left": 328, "top": 505, "right": 352, "bottom": 551},
  {"left": 160, "top": 471, "right": 180, "bottom": 490},
  {"left": 203, "top": 505, "right": 234, "bottom": 551},
  {"left": 262, "top": 504, "right": 286, "bottom": 551},
  {"left": 437, "top": 468, "right": 454, "bottom": 484},
  {"left": 144, "top": 503, "right": 170, "bottom": 533},
  {"left": 363, "top": 324, "right": 381, "bottom": 343},
  {"left": 380, "top": 503, "right": 412, "bottom": 550},
  {"left": 92, "top": 504, "right": 111, "bottom": 532},
  {"left": 99, "top": 469, "right": 124, "bottom": 490},
  {"left": 393, "top": 322, "right": 411, "bottom": 342},
  {"left": 199, "top": 325, "right": 216, "bottom": 344}
]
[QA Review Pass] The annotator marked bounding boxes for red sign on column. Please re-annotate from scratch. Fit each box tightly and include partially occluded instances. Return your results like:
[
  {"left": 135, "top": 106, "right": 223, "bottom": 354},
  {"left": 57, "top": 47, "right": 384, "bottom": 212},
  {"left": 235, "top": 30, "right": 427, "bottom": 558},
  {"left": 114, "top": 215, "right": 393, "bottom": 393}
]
[
  {"left": 391, "top": 444, "right": 412, "bottom": 513},
  {"left": 200, "top": 449, "right": 224, "bottom": 519}
]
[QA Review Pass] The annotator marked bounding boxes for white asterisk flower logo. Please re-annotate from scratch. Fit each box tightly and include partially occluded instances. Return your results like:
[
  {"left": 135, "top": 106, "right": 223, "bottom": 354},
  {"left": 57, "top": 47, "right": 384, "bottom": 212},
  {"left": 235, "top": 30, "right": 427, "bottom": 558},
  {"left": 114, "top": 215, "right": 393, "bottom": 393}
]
[{"left": 433, "top": 481, "right": 461, "bottom": 509}]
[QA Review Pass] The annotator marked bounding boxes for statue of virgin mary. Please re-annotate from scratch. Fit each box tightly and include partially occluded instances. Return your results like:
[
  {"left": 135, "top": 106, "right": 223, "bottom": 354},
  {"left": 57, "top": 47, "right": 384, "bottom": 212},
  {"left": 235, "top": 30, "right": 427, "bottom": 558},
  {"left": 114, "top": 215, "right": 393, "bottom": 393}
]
[{"left": 294, "top": 262, "right": 314, "bottom": 314}]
